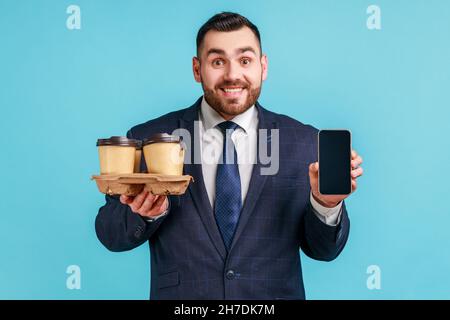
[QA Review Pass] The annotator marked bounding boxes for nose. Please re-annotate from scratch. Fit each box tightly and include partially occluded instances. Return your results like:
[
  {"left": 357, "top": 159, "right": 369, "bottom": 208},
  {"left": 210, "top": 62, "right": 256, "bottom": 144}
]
[{"left": 223, "top": 60, "right": 241, "bottom": 82}]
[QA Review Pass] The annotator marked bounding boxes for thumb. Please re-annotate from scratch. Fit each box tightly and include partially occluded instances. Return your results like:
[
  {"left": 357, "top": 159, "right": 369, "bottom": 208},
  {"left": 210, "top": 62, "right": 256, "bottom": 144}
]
[{"left": 309, "top": 162, "right": 318, "bottom": 173}]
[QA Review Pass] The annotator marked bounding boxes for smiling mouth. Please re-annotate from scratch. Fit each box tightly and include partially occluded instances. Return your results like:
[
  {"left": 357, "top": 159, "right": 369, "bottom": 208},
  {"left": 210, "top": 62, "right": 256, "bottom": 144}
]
[
  {"left": 219, "top": 87, "right": 246, "bottom": 97},
  {"left": 221, "top": 87, "right": 244, "bottom": 93}
]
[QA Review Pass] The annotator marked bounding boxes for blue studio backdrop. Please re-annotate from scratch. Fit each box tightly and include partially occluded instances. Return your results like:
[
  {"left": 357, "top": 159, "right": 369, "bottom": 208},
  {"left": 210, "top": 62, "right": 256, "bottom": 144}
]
[{"left": 1, "top": 0, "right": 449, "bottom": 299}]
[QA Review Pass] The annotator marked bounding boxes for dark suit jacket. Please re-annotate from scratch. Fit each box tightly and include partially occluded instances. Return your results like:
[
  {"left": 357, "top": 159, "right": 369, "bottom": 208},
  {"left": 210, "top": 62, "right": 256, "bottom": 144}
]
[{"left": 95, "top": 97, "right": 350, "bottom": 300}]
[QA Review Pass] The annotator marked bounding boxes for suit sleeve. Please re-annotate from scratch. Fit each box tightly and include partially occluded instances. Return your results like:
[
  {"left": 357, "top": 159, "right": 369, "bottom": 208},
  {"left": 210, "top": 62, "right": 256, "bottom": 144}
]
[
  {"left": 95, "top": 194, "right": 168, "bottom": 252},
  {"left": 299, "top": 200, "right": 350, "bottom": 261}
]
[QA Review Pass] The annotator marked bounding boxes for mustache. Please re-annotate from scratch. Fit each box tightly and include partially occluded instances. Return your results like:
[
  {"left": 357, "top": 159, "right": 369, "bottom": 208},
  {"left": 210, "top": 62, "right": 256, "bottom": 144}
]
[{"left": 216, "top": 81, "right": 249, "bottom": 89}]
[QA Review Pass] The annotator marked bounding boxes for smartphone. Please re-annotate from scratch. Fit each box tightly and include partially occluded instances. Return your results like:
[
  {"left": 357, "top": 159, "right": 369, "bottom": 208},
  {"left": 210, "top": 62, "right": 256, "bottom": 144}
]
[{"left": 318, "top": 129, "right": 352, "bottom": 195}]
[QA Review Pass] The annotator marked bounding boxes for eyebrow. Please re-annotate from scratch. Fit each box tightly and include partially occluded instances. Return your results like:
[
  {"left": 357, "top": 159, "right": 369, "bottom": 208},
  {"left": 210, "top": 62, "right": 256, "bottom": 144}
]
[{"left": 206, "top": 46, "right": 257, "bottom": 57}]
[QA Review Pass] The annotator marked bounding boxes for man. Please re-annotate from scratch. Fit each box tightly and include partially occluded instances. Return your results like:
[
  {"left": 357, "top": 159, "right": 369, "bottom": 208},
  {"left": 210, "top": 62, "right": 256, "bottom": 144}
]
[{"left": 95, "top": 12, "right": 364, "bottom": 300}]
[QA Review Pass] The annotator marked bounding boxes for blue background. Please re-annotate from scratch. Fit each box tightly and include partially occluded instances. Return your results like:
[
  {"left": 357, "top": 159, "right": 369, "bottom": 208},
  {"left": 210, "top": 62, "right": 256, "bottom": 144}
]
[{"left": 1, "top": 0, "right": 449, "bottom": 299}]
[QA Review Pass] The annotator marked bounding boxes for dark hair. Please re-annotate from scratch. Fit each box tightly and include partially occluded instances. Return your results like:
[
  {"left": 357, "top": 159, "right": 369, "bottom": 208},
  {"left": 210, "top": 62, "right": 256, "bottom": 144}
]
[{"left": 196, "top": 12, "right": 262, "bottom": 57}]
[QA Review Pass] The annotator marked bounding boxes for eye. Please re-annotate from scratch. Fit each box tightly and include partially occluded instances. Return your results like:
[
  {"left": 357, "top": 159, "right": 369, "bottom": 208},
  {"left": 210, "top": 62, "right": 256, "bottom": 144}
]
[
  {"left": 241, "top": 58, "right": 251, "bottom": 65},
  {"left": 212, "top": 59, "right": 225, "bottom": 66}
]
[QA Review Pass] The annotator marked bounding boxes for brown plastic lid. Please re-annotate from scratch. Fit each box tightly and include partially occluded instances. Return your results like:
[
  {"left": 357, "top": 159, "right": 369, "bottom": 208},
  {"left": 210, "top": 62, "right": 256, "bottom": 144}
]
[
  {"left": 96, "top": 136, "right": 141, "bottom": 147},
  {"left": 142, "top": 133, "right": 182, "bottom": 146}
]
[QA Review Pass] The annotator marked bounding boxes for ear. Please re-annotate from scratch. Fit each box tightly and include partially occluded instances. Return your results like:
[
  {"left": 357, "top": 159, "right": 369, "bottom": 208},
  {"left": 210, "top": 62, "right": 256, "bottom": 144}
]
[
  {"left": 261, "top": 54, "right": 268, "bottom": 81},
  {"left": 192, "top": 57, "right": 201, "bottom": 83}
]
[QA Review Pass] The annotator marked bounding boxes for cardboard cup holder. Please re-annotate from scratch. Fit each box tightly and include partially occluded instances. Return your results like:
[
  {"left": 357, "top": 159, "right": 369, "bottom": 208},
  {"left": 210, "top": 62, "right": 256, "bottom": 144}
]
[{"left": 91, "top": 173, "right": 193, "bottom": 196}]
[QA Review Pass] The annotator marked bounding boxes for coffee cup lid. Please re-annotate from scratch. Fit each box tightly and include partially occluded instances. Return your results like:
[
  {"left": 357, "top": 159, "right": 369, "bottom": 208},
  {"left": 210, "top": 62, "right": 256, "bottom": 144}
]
[
  {"left": 142, "top": 133, "right": 182, "bottom": 146},
  {"left": 96, "top": 136, "right": 141, "bottom": 147}
]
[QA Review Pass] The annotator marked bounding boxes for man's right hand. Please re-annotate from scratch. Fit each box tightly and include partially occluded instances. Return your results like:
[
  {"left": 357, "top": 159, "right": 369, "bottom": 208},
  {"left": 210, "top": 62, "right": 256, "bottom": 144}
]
[{"left": 120, "top": 190, "right": 169, "bottom": 219}]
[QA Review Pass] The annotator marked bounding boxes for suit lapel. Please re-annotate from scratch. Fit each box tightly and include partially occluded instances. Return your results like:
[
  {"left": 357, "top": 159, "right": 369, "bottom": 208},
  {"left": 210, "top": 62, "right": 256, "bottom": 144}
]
[{"left": 179, "top": 98, "right": 227, "bottom": 261}]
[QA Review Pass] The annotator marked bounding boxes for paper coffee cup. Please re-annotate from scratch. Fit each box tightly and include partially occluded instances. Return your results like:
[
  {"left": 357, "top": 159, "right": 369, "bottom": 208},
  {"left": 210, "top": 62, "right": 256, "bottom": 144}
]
[
  {"left": 142, "top": 133, "right": 185, "bottom": 175},
  {"left": 97, "top": 136, "right": 140, "bottom": 175}
]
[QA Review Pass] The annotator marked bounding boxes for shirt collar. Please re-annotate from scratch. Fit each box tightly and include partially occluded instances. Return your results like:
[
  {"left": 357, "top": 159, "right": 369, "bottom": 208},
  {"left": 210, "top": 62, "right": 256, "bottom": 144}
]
[{"left": 200, "top": 95, "right": 257, "bottom": 133}]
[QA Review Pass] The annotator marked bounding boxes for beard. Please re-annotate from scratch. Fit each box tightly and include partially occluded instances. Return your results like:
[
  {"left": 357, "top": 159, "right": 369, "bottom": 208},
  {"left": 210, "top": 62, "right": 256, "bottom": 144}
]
[{"left": 202, "top": 78, "right": 262, "bottom": 118}]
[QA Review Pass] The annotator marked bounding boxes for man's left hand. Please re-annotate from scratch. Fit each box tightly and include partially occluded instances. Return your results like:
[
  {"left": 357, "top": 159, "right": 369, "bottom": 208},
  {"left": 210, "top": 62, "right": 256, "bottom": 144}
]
[{"left": 308, "top": 149, "right": 364, "bottom": 208}]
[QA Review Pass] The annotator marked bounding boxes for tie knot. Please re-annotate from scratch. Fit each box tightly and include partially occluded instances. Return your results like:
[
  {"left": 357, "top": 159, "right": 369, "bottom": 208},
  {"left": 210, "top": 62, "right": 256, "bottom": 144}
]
[{"left": 217, "top": 121, "right": 240, "bottom": 134}]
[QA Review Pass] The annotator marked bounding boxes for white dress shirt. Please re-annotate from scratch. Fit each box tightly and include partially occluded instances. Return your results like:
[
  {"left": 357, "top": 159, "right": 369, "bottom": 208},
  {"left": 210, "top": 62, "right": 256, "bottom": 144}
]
[{"left": 199, "top": 96, "right": 342, "bottom": 226}]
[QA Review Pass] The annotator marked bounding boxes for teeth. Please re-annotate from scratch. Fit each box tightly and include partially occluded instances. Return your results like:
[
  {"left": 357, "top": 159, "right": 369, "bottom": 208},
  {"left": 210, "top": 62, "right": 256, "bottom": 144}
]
[{"left": 223, "top": 88, "right": 243, "bottom": 93}]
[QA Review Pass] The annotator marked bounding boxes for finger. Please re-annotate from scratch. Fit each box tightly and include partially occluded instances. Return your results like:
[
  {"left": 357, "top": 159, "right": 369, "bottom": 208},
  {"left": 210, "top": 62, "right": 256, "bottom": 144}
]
[
  {"left": 120, "top": 195, "right": 133, "bottom": 205},
  {"left": 351, "top": 156, "right": 363, "bottom": 169},
  {"left": 351, "top": 166, "right": 363, "bottom": 178},
  {"left": 352, "top": 149, "right": 359, "bottom": 160},
  {"left": 309, "top": 162, "right": 318, "bottom": 173},
  {"left": 351, "top": 179, "right": 357, "bottom": 192},
  {"left": 145, "top": 195, "right": 167, "bottom": 217},
  {"left": 139, "top": 194, "right": 160, "bottom": 214},
  {"left": 129, "top": 190, "right": 149, "bottom": 212},
  {"left": 352, "top": 156, "right": 363, "bottom": 168}
]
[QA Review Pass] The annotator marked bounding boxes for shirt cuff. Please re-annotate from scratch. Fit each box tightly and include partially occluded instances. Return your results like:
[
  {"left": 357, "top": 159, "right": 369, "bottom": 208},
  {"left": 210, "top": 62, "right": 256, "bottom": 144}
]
[
  {"left": 143, "top": 197, "right": 171, "bottom": 223},
  {"left": 310, "top": 192, "right": 342, "bottom": 226}
]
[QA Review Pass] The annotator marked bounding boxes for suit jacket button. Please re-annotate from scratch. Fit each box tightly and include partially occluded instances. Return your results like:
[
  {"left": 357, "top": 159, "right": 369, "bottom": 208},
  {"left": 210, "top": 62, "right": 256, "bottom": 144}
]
[
  {"left": 226, "top": 270, "right": 235, "bottom": 280},
  {"left": 134, "top": 229, "right": 142, "bottom": 238}
]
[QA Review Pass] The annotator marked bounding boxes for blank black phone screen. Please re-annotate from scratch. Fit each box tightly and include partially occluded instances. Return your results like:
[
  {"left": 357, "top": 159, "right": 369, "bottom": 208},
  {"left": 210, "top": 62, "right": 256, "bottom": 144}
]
[{"left": 318, "top": 130, "right": 351, "bottom": 195}]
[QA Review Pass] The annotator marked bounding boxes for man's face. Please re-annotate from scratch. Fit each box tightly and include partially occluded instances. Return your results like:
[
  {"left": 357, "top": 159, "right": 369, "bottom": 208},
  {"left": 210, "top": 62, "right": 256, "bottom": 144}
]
[{"left": 193, "top": 26, "right": 268, "bottom": 120}]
